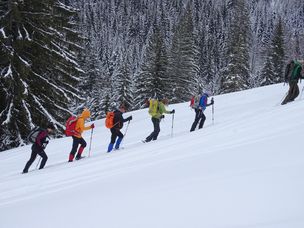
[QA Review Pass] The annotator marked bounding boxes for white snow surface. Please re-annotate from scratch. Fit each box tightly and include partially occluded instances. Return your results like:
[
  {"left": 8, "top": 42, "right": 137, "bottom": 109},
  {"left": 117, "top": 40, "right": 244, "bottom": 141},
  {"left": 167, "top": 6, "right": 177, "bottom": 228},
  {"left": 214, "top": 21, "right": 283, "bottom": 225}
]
[{"left": 1, "top": 84, "right": 304, "bottom": 228}]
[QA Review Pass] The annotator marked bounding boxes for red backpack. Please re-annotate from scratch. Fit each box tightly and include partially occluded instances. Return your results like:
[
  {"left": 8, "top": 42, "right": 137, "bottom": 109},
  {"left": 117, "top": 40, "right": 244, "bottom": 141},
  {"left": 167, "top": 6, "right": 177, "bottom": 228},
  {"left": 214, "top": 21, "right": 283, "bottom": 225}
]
[
  {"left": 65, "top": 116, "right": 78, "bottom": 136},
  {"left": 190, "top": 96, "right": 195, "bottom": 107}
]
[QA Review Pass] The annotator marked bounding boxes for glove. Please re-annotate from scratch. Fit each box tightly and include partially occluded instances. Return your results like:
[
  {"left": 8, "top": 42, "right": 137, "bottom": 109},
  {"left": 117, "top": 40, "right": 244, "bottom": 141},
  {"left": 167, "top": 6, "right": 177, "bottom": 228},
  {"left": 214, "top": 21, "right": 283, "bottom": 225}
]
[
  {"left": 91, "top": 123, "right": 95, "bottom": 129},
  {"left": 211, "top": 98, "right": 214, "bottom": 105},
  {"left": 127, "top": 116, "right": 132, "bottom": 121},
  {"left": 160, "top": 115, "right": 165, "bottom": 119},
  {"left": 170, "top": 109, "right": 175, "bottom": 114}
]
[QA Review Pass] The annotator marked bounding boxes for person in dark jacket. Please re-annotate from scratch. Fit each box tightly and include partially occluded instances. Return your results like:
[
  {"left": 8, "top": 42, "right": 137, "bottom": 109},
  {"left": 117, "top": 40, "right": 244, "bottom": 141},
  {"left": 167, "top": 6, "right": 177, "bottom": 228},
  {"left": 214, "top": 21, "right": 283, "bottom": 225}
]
[
  {"left": 22, "top": 124, "right": 55, "bottom": 173},
  {"left": 107, "top": 104, "right": 132, "bottom": 152},
  {"left": 190, "top": 92, "right": 214, "bottom": 132},
  {"left": 281, "top": 60, "right": 303, "bottom": 105}
]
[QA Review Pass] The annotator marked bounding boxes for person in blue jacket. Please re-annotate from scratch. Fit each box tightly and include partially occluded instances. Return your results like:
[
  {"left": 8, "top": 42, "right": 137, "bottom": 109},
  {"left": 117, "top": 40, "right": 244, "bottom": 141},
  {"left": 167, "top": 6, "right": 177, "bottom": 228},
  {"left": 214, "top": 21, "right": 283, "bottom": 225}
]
[{"left": 190, "top": 92, "right": 214, "bottom": 132}]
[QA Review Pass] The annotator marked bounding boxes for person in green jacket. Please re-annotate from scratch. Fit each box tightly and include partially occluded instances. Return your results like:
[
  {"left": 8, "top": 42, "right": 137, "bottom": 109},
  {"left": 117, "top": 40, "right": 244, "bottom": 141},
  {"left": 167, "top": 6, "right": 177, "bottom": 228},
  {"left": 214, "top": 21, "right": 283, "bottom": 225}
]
[
  {"left": 143, "top": 96, "right": 175, "bottom": 142},
  {"left": 282, "top": 60, "right": 303, "bottom": 105}
]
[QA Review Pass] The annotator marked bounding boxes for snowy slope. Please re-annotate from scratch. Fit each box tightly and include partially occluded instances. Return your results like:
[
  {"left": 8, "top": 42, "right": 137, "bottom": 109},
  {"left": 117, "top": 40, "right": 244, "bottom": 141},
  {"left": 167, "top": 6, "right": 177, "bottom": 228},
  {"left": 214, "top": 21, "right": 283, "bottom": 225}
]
[{"left": 1, "top": 83, "right": 304, "bottom": 228}]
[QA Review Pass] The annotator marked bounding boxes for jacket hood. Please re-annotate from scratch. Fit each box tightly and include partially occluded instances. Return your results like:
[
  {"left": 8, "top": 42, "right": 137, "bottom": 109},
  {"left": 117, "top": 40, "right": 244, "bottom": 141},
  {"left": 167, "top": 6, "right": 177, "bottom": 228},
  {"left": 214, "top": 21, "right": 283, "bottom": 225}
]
[{"left": 80, "top": 109, "right": 91, "bottom": 119}]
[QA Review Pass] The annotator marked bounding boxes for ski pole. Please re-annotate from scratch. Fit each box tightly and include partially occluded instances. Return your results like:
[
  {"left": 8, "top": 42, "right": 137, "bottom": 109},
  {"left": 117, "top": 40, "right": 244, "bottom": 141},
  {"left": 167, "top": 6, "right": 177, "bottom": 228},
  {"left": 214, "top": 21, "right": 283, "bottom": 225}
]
[
  {"left": 88, "top": 128, "right": 93, "bottom": 157},
  {"left": 211, "top": 98, "right": 214, "bottom": 125},
  {"left": 171, "top": 113, "right": 174, "bottom": 137},
  {"left": 120, "top": 120, "right": 130, "bottom": 148},
  {"left": 35, "top": 157, "right": 41, "bottom": 170},
  {"left": 300, "top": 85, "right": 304, "bottom": 99},
  {"left": 212, "top": 104, "right": 214, "bottom": 125},
  {"left": 280, "top": 91, "right": 288, "bottom": 105},
  {"left": 124, "top": 120, "right": 130, "bottom": 137}
]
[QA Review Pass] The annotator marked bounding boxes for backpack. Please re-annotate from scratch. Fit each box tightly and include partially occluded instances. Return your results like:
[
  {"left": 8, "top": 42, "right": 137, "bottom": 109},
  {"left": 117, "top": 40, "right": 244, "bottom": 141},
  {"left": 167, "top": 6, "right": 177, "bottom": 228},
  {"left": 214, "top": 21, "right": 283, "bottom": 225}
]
[
  {"left": 293, "top": 61, "right": 302, "bottom": 80},
  {"left": 287, "top": 61, "right": 303, "bottom": 81},
  {"left": 190, "top": 96, "right": 199, "bottom": 107},
  {"left": 27, "top": 127, "right": 42, "bottom": 143},
  {"left": 148, "top": 99, "right": 159, "bottom": 116},
  {"left": 105, "top": 112, "right": 115, "bottom": 128},
  {"left": 65, "top": 116, "right": 78, "bottom": 136}
]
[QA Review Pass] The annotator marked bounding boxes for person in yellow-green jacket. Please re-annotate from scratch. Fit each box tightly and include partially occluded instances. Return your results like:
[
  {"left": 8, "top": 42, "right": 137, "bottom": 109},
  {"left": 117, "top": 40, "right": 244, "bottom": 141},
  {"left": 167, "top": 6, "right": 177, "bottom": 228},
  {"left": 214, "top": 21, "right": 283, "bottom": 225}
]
[
  {"left": 143, "top": 96, "right": 175, "bottom": 143},
  {"left": 69, "top": 108, "right": 95, "bottom": 162}
]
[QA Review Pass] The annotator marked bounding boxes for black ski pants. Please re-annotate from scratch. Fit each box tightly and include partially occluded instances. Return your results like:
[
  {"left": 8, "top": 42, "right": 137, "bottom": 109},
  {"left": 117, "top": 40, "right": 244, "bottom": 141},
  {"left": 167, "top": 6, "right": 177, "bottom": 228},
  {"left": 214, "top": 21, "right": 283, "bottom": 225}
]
[
  {"left": 23, "top": 144, "right": 48, "bottom": 172},
  {"left": 146, "top": 117, "right": 161, "bottom": 142},
  {"left": 110, "top": 128, "right": 124, "bottom": 144},
  {"left": 70, "top": 136, "right": 87, "bottom": 156},
  {"left": 190, "top": 109, "right": 206, "bottom": 132},
  {"left": 282, "top": 81, "right": 299, "bottom": 105}
]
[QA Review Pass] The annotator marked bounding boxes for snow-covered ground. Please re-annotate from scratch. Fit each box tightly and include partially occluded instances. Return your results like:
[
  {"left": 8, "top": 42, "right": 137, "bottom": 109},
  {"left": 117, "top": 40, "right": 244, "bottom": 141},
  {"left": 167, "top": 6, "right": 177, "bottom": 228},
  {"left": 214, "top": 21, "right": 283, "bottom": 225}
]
[{"left": 1, "top": 83, "right": 304, "bottom": 228}]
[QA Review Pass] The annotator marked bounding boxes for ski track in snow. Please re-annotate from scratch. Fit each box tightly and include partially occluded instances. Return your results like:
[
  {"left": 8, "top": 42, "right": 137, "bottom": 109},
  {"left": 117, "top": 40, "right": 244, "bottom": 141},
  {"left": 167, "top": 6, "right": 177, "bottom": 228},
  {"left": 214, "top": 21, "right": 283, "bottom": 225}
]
[{"left": 1, "top": 83, "right": 304, "bottom": 228}]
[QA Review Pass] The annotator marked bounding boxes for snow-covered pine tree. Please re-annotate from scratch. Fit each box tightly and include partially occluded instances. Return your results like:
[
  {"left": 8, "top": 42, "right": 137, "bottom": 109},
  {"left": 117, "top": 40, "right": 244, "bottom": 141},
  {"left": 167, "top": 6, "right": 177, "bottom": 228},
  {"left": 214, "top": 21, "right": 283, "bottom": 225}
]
[
  {"left": 195, "top": 2, "right": 224, "bottom": 94},
  {"left": 260, "top": 18, "right": 285, "bottom": 86},
  {"left": 260, "top": 54, "right": 275, "bottom": 86},
  {"left": 134, "top": 21, "right": 169, "bottom": 108},
  {"left": 219, "top": 0, "right": 250, "bottom": 94},
  {"left": 79, "top": 41, "right": 104, "bottom": 119},
  {"left": 113, "top": 54, "right": 134, "bottom": 110},
  {"left": 168, "top": 4, "right": 198, "bottom": 102},
  {"left": 270, "top": 18, "right": 285, "bottom": 83},
  {"left": 0, "top": 0, "right": 83, "bottom": 151}
]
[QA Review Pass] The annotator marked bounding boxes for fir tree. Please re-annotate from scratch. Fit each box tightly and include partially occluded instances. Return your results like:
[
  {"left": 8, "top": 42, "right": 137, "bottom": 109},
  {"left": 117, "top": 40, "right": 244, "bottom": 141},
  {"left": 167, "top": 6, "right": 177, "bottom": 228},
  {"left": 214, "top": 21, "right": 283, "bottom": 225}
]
[
  {"left": 220, "top": 0, "right": 250, "bottom": 94},
  {"left": 260, "top": 19, "right": 285, "bottom": 86},
  {"left": 79, "top": 41, "right": 104, "bottom": 119},
  {"left": 134, "top": 22, "right": 169, "bottom": 108},
  {"left": 168, "top": 4, "right": 198, "bottom": 102},
  {"left": 0, "top": 0, "right": 83, "bottom": 151},
  {"left": 113, "top": 54, "right": 134, "bottom": 110}
]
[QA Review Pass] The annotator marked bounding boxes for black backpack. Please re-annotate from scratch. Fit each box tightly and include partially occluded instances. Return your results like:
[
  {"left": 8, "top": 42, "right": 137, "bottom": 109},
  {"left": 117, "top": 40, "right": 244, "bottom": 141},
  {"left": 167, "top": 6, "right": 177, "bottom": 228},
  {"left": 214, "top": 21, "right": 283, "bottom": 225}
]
[{"left": 27, "top": 127, "right": 42, "bottom": 143}]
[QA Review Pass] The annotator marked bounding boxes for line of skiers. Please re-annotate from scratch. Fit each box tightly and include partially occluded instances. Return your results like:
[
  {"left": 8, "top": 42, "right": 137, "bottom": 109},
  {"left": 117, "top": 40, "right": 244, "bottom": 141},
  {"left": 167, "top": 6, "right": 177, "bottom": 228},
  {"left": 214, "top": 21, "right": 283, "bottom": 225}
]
[
  {"left": 22, "top": 58, "right": 303, "bottom": 173},
  {"left": 22, "top": 92, "right": 214, "bottom": 173}
]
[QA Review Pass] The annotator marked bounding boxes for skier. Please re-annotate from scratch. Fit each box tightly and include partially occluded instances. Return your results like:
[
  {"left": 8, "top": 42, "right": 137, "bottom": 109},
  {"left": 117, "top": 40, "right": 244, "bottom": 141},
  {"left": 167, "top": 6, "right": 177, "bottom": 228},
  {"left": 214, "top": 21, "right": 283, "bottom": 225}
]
[
  {"left": 281, "top": 60, "right": 303, "bottom": 105},
  {"left": 190, "top": 92, "right": 214, "bottom": 132},
  {"left": 107, "top": 104, "right": 132, "bottom": 152},
  {"left": 68, "top": 108, "right": 95, "bottom": 162},
  {"left": 22, "top": 124, "right": 55, "bottom": 173},
  {"left": 143, "top": 96, "right": 175, "bottom": 143}
]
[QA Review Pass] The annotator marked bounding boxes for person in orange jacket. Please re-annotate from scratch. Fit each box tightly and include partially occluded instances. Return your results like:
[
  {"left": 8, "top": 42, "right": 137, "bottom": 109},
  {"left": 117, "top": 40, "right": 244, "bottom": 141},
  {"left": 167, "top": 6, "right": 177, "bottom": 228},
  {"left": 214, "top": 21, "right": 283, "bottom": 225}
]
[{"left": 69, "top": 108, "right": 95, "bottom": 162}]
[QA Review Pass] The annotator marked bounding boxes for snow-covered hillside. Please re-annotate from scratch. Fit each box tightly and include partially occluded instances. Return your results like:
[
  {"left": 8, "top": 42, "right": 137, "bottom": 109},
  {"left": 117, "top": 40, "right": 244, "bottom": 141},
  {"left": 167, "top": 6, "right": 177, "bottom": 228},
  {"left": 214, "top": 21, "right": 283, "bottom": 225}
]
[{"left": 1, "top": 84, "right": 304, "bottom": 228}]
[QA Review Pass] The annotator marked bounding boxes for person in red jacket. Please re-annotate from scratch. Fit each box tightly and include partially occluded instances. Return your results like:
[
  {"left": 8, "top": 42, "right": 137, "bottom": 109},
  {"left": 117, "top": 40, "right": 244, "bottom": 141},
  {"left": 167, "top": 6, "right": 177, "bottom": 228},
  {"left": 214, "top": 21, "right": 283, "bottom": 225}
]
[
  {"left": 69, "top": 108, "right": 95, "bottom": 162},
  {"left": 22, "top": 124, "right": 55, "bottom": 173}
]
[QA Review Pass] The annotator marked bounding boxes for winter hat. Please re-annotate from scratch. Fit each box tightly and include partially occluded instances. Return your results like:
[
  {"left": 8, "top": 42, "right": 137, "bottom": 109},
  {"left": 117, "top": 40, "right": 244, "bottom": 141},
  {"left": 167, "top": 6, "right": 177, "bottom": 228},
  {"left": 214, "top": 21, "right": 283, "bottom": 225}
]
[
  {"left": 47, "top": 123, "right": 55, "bottom": 130},
  {"left": 81, "top": 108, "right": 91, "bottom": 119},
  {"left": 157, "top": 94, "right": 163, "bottom": 101},
  {"left": 162, "top": 98, "right": 169, "bottom": 105},
  {"left": 119, "top": 103, "right": 127, "bottom": 110},
  {"left": 203, "top": 90, "right": 212, "bottom": 97}
]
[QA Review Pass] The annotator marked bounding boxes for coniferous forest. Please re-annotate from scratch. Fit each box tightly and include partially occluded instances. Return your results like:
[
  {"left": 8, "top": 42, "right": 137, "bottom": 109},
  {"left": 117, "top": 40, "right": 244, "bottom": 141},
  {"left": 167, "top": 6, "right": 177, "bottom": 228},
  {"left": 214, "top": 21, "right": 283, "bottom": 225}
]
[{"left": 1, "top": 0, "right": 303, "bottom": 151}]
